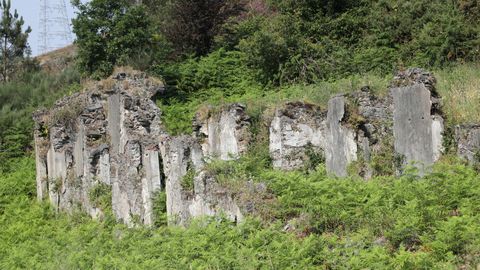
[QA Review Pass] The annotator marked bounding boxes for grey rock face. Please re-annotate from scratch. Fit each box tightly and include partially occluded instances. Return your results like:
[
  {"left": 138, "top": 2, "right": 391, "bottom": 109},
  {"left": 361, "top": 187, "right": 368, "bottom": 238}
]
[
  {"left": 455, "top": 124, "right": 480, "bottom": 165},
  {"left": 353, "top": 88, "right": 393, "bottom": 121},
  {"left": 190, "top": 171, "right": 243, "bottom": 223},
  {"left": 325, "top": 96, "right": 358, "bottom": 177},
  {"left": 391, "top": 69, "right": 444, "bottom": 174},
  {"left": 269, "top": 90, "right": 393, "bottom": 178},
  {"left": 392, "top": 85, "right": 435, "bottom": 169},
  {"left": 159, "top": 136, "right": 203, "bottom": 225},
  {"left": 33, "top": 71, "right": 165, "bottom": 226},
  {"left": 269, "top": 102, "right": 327, "bottom": 170},
  {"left": 350, "top": 88, "right": 394, "bottom": 178},
  {"left": 160, "top": 135, "right": 242, "bottom": 226},
  {"left": 193, "top": 103, "right": 251, "bottom": 160},
  {"left": 33, "top": 110, "right": 50, "bottom": 201}
]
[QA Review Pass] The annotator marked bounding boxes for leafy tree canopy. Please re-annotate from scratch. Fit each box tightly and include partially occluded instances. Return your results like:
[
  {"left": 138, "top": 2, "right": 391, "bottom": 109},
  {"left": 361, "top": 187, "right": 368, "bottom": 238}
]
[{"left": 72, "top": 0, "right": 153, "bottom": 78}]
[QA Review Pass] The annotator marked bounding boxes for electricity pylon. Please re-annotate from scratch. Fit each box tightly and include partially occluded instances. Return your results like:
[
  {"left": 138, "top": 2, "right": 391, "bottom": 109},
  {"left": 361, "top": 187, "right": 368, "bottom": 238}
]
[{"left": 38, "top": 0, "right": 73, "bottom": 55}]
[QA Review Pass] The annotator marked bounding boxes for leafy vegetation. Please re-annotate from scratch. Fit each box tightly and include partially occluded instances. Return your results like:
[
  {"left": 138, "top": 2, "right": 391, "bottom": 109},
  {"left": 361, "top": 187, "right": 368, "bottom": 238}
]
[
  {"left": 72, "top": 0, "right": 153, "bottom": 78},
  {"left": 88, "top": 182, "right": 112, "bottom": 212},
  {"left": 0, "top": 67, "right": 81, "bottom": 169},
  {"left": 1, "top": 157, "right": 479, "bottom": 268},
  {"left": 1, "top": 0, "right": 480, "bottom": 268}
]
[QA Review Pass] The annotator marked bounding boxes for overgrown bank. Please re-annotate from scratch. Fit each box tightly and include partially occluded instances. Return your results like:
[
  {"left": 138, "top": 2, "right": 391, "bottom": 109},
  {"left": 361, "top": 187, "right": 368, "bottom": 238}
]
[
  {"left": 1, "top": 0, "right": 480, "bottom": 268},
  {"left": 1, "top": 157, "right": 479, "bottom": 269}
]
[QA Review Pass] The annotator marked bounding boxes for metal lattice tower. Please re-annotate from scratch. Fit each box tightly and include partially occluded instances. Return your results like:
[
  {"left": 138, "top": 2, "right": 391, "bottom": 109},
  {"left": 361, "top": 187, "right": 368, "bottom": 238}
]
[{"left": 38, "top": 0, "right": 73, "bottom": 55}]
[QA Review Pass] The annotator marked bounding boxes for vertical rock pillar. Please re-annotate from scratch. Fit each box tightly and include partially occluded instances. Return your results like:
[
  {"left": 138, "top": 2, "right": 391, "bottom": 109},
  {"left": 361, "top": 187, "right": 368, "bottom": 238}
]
[
  {"left": 325, "top": 95, "right": 358, "bottom": 177},
  {"left": 390, "top": 68, "right": 444, "bottom": 174}
]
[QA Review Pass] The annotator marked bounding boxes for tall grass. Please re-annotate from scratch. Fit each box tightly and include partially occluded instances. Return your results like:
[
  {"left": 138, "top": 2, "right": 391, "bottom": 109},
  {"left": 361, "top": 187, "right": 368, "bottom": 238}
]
[{"left": 436, "top": 64, "right": 480, "bottom": 125}]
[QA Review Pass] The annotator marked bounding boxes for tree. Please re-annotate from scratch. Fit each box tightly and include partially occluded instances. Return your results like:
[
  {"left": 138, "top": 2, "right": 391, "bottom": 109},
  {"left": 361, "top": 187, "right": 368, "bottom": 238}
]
[
  {"left": 272, "top": 0, "right": 358, "bottom": 19},
  {"left": 0, "top": 0, "right": 31, "bottom": 82},
  {"left": 72, "top": 0, "right": 153, "bottom": 78},
  {"left": 161, "top": 0, "right": 245, "bottom": 57}
]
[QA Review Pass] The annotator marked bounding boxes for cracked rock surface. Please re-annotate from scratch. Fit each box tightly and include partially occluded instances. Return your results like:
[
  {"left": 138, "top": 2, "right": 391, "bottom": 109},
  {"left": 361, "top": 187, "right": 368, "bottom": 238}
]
[{"left": 34, "top": 71, "right": 165, "bottom": 226}]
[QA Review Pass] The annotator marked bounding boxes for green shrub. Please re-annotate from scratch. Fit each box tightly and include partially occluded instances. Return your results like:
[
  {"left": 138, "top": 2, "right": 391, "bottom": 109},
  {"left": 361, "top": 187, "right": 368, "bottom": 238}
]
[
  {"left": 72, "top": 0, "right": 154, "bottom": 78},
  {"left": 181, "top": 163, "right": 195, "bottom": 191},
  {"left": 88, "top": 182, "right": 112, "bottom": 212},
  {"left": 176, "top": 49, "right": 258, "bottom": 96},
  {"left": 152, "top": 191, "right": 167, "bottom": 227},
  {"left": 0, "top": 67, "right": 81, "bottom": 165}
]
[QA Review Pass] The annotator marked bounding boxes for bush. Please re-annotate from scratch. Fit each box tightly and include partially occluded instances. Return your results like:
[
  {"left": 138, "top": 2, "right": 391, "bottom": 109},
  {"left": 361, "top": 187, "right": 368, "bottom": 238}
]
[
  {"left": 72, "top": 0, "right": 153, "bottom": 78},
  {"left": 159, "top": 0, "right": 245, "bottom": 56},
  {"left": 176, "top": 49, "right": 258, "bottom": 96},
  {"left": 88, "top": 182, "right": 112, "bottom": 212}
]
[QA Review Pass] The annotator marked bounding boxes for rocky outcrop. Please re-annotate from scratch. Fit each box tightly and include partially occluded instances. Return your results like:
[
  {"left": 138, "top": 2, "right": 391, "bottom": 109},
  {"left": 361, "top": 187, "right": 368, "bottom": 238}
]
[
  {"left": 34, "top": 67, "right": 477, "bottom": 228},
  {"left": 159, "top": 135, "right": 243, "bottom": 226},
  {"left": 349, "top": 88, "right": 394, "bottom": 178},
  {"left": 190, "top": 171, "right": 243, "bottom": 223},
  {"left": 269, "top": 102, "right": 327, "bottom": 170},
  {"left": 193, "top": 103, "right": 251, "bottom": 160},
  {"left": 269, "top": 69, "right": 446, "bottom": 177},
  {"left": 269, "top": 88, "right": 392, "bottom": 177},
  {"left": 33, "top": 71, "right": 166, "bottom": 226},
  {"left": 159, "top": 135, "right": 203, "bottom": 225},
  {"left": 391, "top": 68, "right": 444, "bottom": 174},
  {"left": 455, "top": 124, "right": 480, "bottom": 166}
]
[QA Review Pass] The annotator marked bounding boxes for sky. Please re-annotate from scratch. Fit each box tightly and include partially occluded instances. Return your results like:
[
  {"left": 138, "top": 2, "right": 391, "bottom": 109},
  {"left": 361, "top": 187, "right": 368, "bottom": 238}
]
[{"left": 11, "top": 0, "right": 88, "bottom": 56}]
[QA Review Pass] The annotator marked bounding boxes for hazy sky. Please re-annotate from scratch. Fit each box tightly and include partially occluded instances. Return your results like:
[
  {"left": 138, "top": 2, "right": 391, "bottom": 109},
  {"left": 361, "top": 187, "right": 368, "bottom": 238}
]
[{"left": 11, "top": 0, "right": 88, "bottom": 56}]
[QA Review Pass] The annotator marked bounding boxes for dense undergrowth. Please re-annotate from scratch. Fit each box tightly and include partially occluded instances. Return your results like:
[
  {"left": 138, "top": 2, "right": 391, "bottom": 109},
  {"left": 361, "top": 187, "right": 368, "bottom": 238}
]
[
  {"left": 159, "top": 62, "right": 480, "bottom": 135},
  {"left": 1, "top": 156, "right": 479, "bottom": 269},
  {"left": 0, "top": 67, "right": 81, "bottom": 169}
]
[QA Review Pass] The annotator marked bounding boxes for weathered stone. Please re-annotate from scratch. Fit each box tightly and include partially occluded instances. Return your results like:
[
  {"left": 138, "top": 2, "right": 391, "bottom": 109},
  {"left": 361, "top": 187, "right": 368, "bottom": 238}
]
[
  {"left": 33, "top": 110, "right": 50, "bottom": 201},
  {"left": 33, "top": 70, "right": 165, "bottom": 226},
  {"left": 350, "top": 88, "right": 394, "bottom": 178},
  {"left": 391, "top": 81, "right": 444, "bottom": 174},
  {"left": 193, "top": 103, "right": 251, "bottom": 160},
  {"left": 390, "top": 68, "right": 444, "bottom": 174},
  {"left": 107, "top": 81, "right": 165, "bottom": 226},
  {"left": 455, "top": 124, "right": 480, "bottom": 165},
  {"left": 189, "top": 171, "right": 243, "bottom": 223},
  {"left": 390, "top": 68, "right": 438, "bottom": 94},
  {"left": 160, "top": 135, "right": 243, "bottom": 225},
  {"left": 325, "top": 95, "right": 358, "bottom": 177},
  {"left": 269, "top": 102, "right": 327, "bottom": 170},
  {"left": 269, "top": 90, "right": 393, "bottom": 178},
  {"left": 159, "top": 135, "right": 204, "bottom": 225}
]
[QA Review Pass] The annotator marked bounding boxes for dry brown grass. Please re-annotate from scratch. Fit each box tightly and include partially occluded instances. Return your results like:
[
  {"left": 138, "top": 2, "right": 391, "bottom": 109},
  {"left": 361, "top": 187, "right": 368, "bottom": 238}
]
[
  {"left": 436, "top": 64, "right": 480, "bottom": 124},
  {"left": 47, "top": 95, "right": 87, "bottom": 128},
  {"left": 98, "top": 77, "right": 116, "bottom": 91},
  {"left": 195, "top": 105, "right": 213, "bottom": 122}
]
